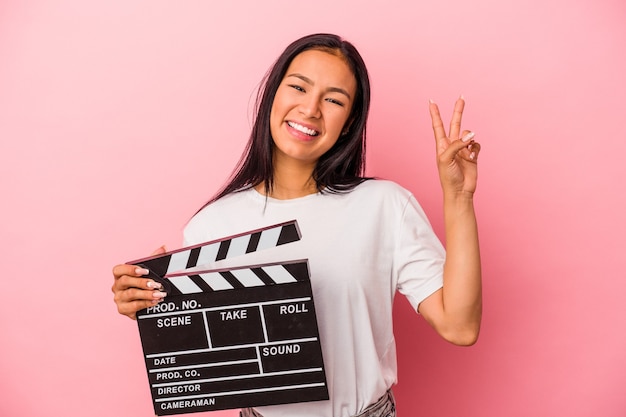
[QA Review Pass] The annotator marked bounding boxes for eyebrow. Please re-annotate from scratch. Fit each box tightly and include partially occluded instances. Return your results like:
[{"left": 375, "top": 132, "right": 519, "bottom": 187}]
[{"left": 286, "top": 73, "right": 352, "bottom": 100}]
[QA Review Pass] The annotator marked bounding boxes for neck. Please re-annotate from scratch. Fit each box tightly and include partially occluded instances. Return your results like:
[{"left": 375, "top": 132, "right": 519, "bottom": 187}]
[{"left": 256, "top": 157, "right": 319, "bottom": 200}]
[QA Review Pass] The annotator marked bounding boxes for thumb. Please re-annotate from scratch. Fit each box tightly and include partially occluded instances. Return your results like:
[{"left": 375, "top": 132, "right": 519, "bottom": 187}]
[
  {"left": 151, "top": 245, "right": 167, "bottom": 256},
  {"left": 440, "top": 135, "right": 476, "bottom": 164}
]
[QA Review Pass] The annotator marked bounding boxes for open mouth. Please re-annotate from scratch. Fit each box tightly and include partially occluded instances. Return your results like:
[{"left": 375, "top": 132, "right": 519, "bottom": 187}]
[{"left": 287, "top": 121, "right": 319, "bottom": 137}]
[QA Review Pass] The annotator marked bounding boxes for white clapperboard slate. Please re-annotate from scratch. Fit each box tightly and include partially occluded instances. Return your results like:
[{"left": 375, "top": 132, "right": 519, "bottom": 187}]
[{"left": 129, "top": 220, "right": 328, "bottom": 415}]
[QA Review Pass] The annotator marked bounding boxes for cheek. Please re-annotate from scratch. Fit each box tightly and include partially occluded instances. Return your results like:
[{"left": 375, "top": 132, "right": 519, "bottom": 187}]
[{"left": 330, "top": 113, "right": 350, "bottom": 135}]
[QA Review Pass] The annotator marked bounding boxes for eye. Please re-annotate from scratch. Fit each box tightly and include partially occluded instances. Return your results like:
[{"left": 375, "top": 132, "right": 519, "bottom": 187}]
[
  {"left": 325, "top": 97, "right": 345, "bottom": 107},
  {"left": 288, "top": 84, "right": 305, "bottom": 93}
]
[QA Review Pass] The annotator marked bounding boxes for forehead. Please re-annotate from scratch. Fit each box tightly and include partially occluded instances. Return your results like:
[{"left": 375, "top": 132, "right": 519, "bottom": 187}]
[{"left": 285, "top": 50, "right": 357, "bottom": 93}]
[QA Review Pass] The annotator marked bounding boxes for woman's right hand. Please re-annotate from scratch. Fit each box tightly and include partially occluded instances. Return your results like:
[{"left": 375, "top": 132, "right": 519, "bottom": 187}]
[{"left": 112, "top": 247, "right": 168, "bottom": 320}]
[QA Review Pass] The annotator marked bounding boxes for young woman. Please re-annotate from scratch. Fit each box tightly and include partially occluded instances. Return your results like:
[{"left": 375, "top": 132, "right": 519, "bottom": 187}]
[{"left": 112, "top": 33, "right": 482, "bottom": 417}]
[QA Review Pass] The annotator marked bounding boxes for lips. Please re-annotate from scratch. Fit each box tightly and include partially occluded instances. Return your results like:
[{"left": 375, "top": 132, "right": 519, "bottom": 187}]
[{"left": 287, "top": 121, "right": 319, "bottom": 137}]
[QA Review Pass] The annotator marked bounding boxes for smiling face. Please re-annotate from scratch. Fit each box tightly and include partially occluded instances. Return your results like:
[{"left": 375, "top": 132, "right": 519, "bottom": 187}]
[{"left": 269, "top": 49, "right": 358, "bottom": 170}]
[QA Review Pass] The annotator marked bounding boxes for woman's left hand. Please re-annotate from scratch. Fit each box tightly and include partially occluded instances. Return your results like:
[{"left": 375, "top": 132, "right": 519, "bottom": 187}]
[{"left": 429, "top": 97, "right": 481, "bottom": 196}]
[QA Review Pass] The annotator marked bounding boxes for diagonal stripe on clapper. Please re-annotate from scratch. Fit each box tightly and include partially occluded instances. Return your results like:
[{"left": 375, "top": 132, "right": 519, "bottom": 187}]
[
  {"left": 127, "top": 220, "right": 301, "bottom": 295},
  {"left": 165, "top": 259, "right": 310, "bottom": 295}
]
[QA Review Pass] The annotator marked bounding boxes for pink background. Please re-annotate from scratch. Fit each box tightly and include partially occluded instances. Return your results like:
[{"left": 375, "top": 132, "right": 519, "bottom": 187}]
[{"left": 1, "top": 0, "right": 625, "bottom": 416}]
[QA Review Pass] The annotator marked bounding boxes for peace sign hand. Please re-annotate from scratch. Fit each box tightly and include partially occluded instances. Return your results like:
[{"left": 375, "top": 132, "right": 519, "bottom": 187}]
[{"left": 429, "top": 97, "right": 481, "bottom": 196}]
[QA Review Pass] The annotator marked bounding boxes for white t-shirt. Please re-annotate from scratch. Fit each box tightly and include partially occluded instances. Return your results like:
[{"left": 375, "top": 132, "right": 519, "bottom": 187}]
[{"left": 183, "top": 179, "right": 445, "bottom": 417}]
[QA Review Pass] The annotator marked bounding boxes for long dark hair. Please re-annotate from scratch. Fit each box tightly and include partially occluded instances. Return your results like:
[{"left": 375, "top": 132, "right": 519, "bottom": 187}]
[{"left": 201, "top": 33, "right": 371, "bottom": 209}]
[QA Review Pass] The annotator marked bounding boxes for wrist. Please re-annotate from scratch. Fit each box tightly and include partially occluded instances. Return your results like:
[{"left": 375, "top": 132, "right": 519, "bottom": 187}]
[
  {"left": 443, "top": 190, "right": 475, "bottom": 204},
  {"left": 443, "top": 192, "right": 476, "bottom": 217}
]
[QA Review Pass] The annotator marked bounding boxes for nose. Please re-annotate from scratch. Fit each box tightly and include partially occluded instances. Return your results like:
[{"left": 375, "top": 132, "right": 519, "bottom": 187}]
[{"left": 298, "top": 94, "right": 321, "bottom": 119}]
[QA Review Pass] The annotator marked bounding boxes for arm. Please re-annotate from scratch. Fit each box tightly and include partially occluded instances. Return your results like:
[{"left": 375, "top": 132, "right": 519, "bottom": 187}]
[{"left": 418, "top": 97, "right": 482, "bottom": 346}]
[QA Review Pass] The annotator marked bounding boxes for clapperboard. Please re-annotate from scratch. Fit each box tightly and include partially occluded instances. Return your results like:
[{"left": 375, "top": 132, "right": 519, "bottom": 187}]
[{"left": 129, "top": 220, "right": 328, "bottom": 415}]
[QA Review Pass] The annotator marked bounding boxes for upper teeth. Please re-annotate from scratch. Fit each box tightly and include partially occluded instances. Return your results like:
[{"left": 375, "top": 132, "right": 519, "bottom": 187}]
[{"left": 288, "top": 122, "right": 318, "bottom": 136}]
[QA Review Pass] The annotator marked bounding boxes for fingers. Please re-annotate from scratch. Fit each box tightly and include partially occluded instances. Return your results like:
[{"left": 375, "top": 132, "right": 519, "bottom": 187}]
[
  {"left": 113, "top": 281, "right": 166, "bottom": 306},
  {"left": 112, "top": 263, "right": 144, "bottom": 280},
  {"left": 112, "top": 264, "right": 161, "bottom": 288},
  {"left": 468, "top": 141, "right": 481, "bottom": 161},
  {"left": 116, "top": 299, "right": 162, "bottom": 320},
  {"left": 429, "top": 100, "right": 447, "bottom": 145},
  {"left": 429, "top": 97, "right": 466, "bottom": 153},
  {"left": 460, "top": 130, "right": 474, "bottom": 143},
  {"left": 439, "top": 134, "right": 480, "bottom": 164},
  {"left": 449, "top": 97, "right": 465, "bottom": 140},
  {"left": 112, "top": 275, "right": 167, "bottom": 320},
  {"left": 459, "top": 129, "right": 481, "bottom": 161},
  {"left": 112, "top": 273, "right": 161, "bottom": 291},
  {"left": 112, "top": 262, "right": 167, "bottom": 320}
]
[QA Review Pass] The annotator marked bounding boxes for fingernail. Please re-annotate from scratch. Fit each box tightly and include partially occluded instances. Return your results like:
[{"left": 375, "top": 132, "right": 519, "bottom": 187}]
[
  {"left": 146, "top": 281, "right": 162, "bottom": 289},
  {"left": 459, "top": 94, "right": 465, "bottom": 100},
  {"left": 152, "top": 291, "right": 167, "bottom": 299},
  {"left": 151, "top": 298, "right": 164, "bottom": 305},
  {"left": 470, "top": 152, "right": 476, "bottom": 160},
  {"left": 429, "top": 98, "right": 435, "bottom": 104},
  {"left": 135, "top": 267, "right": 149, "bottom": 276},
  {"left": 462, "top": 131, "right": 475, "bottom": 142}
]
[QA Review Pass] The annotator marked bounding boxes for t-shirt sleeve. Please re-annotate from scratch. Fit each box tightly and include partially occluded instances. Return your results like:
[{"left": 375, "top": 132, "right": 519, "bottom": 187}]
[
  {"left": 394, "top": 194, "right": 445, "bottom": 312},
  {"left": 182, "top": 211, "right": 209, "bottom": 247}
]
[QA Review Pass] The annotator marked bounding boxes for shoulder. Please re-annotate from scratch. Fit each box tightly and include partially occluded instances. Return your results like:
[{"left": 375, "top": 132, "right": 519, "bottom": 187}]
[
  {"left": 334, "top": 179, "right": 420, "bottom": 219},
  {"left": 183, "top": 189, "right": 256, "bottom": 241},
  {"left": 351, "top": 179, "right": 413, "bottom": 200},
  {"left": 197, "top": 188, "right": 255, "bottom": 213},
  {"left": 353, "top": 179, "right": 432, "bottom": 223}
]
